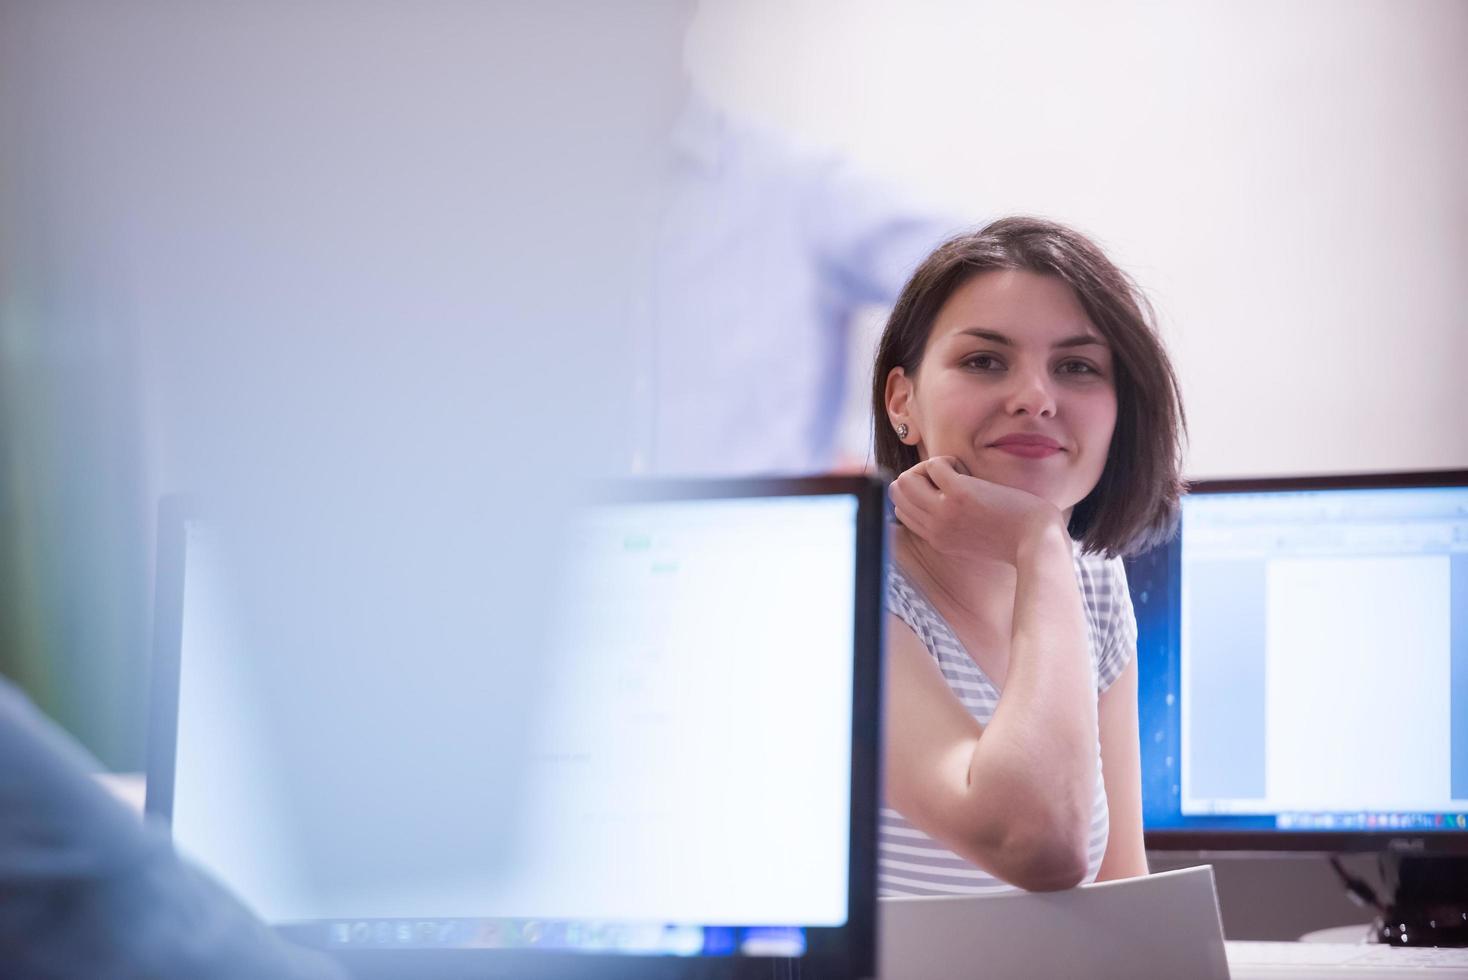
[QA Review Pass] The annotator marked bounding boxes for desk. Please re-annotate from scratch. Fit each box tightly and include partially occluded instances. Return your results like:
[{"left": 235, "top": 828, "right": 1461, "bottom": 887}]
[
  {"left": 1226, "top": 939, "right": 1468, "bottom": 978},
  {"left": 1301, "top": 925, "right": 1381, "bottom": 944}
]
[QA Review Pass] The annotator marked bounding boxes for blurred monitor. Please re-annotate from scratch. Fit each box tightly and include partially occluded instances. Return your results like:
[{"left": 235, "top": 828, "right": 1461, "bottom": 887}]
[
  {"left": 146, "top": 476, "right": 885, "bottom": 979},
  {"left": 1127, "top": 470, "right": 1468, "bottom": 854}
]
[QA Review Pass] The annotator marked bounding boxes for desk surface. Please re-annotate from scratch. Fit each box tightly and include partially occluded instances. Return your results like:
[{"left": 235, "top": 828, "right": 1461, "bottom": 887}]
[
  {"left": 1226, "top": 940, "right": 1468, "bottom": 978},
  {"left": 1299, "top": 924, "right": 1380, "bottom": 944}
]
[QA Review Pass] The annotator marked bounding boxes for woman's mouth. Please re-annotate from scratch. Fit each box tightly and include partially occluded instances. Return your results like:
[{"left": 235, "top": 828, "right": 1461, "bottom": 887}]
[{"left": 987, "top": 433, "right": 1064, "bottom": 459}]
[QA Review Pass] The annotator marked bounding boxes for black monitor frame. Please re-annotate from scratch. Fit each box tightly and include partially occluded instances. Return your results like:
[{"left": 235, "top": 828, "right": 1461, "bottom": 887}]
[
  {"left": 147, "top": 475, "right": 887, "bottom": 979},
  {"left": 1133, "top": 468, "right": 1468, "bottom": 856}
]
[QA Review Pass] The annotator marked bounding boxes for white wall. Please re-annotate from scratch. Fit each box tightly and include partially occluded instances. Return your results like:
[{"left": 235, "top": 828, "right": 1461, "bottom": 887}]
[{"left": 688, "top": 0, "right": 1468, "bottom": 479}]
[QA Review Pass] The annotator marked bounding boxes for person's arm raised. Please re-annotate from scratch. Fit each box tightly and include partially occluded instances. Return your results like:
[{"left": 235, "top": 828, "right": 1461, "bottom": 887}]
[{"left": 886, "top": 457, "right": 1098, "bottom": 891}]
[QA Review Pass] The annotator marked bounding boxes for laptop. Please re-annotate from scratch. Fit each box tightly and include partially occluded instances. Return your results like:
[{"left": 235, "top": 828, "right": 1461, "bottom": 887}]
[
  {"left": 145, "top": 476, "right": 886, "bottom": 979},
  {"left": 878, "top": 865, "right": 1230, "bottom": 980}
]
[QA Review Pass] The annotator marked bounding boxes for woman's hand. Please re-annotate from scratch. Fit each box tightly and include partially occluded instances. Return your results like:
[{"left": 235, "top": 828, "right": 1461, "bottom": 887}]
[{"left": 890, "top": 456, "right": 1066, "bottom": 567}]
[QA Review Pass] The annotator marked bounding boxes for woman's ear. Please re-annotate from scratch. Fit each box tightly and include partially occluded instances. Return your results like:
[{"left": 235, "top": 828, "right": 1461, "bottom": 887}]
[{"left": 885, "top": 366, "right": 917, "bottom": 444}]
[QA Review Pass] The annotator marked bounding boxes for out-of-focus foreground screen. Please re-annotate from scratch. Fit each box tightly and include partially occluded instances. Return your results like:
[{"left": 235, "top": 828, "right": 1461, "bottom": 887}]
[{"left": 170, "top": 491, "right": 858, "bottom": 957}]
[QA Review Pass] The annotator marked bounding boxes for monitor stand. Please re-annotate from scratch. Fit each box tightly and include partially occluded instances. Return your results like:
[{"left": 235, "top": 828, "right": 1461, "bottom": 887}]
[{"left": 1372, "top": 854, "right": 1468, "bottom": 947}]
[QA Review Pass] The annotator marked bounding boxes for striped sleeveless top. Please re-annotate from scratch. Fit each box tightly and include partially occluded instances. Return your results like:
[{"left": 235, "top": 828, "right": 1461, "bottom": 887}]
[{"left": 879, "top": 546, "right": 1137, "bottom": 896}]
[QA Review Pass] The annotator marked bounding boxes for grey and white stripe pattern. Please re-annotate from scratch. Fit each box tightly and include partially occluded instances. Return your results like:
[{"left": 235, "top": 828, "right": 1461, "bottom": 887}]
[{"left": 879, "top": 546, "right": 1137, "bottom": 896}]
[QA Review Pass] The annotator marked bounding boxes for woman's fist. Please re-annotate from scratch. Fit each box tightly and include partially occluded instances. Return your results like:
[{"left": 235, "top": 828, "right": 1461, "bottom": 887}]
[{"left": 890, "top": 456, "right": 1066, "bottom": 567}]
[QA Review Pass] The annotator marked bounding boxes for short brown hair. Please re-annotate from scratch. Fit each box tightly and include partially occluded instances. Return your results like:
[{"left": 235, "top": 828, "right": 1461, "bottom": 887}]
[{"left": 871, "top": 216, "right": 1186, "bottom": 557}]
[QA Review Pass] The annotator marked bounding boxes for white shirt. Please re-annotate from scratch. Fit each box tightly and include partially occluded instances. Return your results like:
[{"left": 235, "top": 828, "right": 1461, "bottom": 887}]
[{"left": 636, "top": 96, "right": 957, "bottom": 477}]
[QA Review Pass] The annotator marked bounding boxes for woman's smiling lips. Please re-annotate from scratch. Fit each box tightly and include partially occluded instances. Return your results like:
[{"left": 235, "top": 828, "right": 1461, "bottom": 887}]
[{"left": 987, "top": 433, "right": 1064, "bottom": 459}]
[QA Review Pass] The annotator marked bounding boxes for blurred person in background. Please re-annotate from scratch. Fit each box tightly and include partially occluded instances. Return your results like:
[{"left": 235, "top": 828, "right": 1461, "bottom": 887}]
[
  {"left": 637, "top": 86, "right": 958, "bottom": 476},
  {"left": 0, "top": 676, "right": 347, "bottom": 979}
]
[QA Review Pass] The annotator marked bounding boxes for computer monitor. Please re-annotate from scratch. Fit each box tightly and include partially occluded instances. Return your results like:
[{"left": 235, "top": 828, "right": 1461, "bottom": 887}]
[
  {"left": 1128, "top": 469, "right": 1468, "bottom": 856},
  {"left": 146, "top": 476, "right": 886, "bottom": 979}
]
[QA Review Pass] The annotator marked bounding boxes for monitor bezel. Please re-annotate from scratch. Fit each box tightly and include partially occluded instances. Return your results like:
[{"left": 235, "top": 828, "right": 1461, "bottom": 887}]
[
  {"left": 146, "top": 474, "right": 887, "bottom": 978},
  {"left": 1139, "top": 468, "right": 1468, "bottom": 855}
]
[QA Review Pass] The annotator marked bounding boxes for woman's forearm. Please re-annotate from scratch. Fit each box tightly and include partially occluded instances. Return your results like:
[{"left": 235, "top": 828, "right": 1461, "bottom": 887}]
[{"left": 960, "top": 523, "right": 1098, "bottom": 884}]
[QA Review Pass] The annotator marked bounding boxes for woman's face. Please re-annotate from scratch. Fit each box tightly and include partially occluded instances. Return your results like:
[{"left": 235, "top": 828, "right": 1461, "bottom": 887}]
[{"left": 887, "top": 269, "right": 1118, "bottom": 514}]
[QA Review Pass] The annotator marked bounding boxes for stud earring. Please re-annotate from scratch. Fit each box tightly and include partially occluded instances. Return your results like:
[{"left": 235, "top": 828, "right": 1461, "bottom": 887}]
[{"left": 895, "top": 423, "right": 909, "bottom": 441}]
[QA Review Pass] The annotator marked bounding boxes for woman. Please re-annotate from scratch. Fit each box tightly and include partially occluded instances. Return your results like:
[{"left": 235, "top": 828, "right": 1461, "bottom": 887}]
[{"left": 873, "top": 217, "right": 1184, "bottom": 895}]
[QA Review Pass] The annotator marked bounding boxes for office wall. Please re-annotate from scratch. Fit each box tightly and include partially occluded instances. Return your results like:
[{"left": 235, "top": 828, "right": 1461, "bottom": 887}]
[{"left": 688, "top": 0, "right": 1468, "bottom": 479}]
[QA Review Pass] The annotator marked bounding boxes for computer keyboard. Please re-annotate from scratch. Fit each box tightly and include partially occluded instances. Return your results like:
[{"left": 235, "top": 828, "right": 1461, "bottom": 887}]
[{"left": 1226, "top": 940, "right": 1468, "bottom": 977}]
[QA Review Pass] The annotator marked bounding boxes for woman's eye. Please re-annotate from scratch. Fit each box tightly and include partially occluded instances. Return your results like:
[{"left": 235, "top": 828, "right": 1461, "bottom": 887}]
[
  {"left": 1057, "top": 360, "right": 1099, "bottom": 376},
  {"left": 963, "top": 354, "right": 1003, "bottom": 371}
]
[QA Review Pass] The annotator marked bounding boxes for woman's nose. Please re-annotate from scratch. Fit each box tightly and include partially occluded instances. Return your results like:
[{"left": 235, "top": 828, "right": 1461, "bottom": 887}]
[{"left": 1003, "top": 368, "right": 1057, "bottom": 418}]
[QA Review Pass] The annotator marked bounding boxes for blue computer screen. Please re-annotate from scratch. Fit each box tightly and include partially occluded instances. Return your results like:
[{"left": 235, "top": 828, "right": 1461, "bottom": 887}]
[{"left": 1131, "top": 483, "right": 1468, "bottom": 835}]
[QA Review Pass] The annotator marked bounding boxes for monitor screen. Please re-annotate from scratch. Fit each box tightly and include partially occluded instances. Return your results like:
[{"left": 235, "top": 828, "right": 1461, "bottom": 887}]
[
  {"left": 1130, "top": 472, "right": 1468, "bottom": 851},
  {"left": 147, "top": 479, "right": 882, "bottom": 974}
]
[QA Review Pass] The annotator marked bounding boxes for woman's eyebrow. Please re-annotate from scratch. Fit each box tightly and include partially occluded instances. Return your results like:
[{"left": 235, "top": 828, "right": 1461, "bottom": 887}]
[
  {"left": 956, "top": 328, "right": 1106, "bottom": 349},
  {"left": 1055, "top": 334, "right": 1107, "bottom": 349},
  {"left": 957, "top": 328, "right": 1013, "bottom": 345}
]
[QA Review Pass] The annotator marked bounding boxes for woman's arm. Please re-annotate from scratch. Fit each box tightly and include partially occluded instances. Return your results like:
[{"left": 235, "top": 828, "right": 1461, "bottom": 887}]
[
  {"left": 884, "top": 521, "right": 1099, "bottom": 891},
  {"left": 1094, "top": 655, "right": 1149, "bottom": 881}
]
